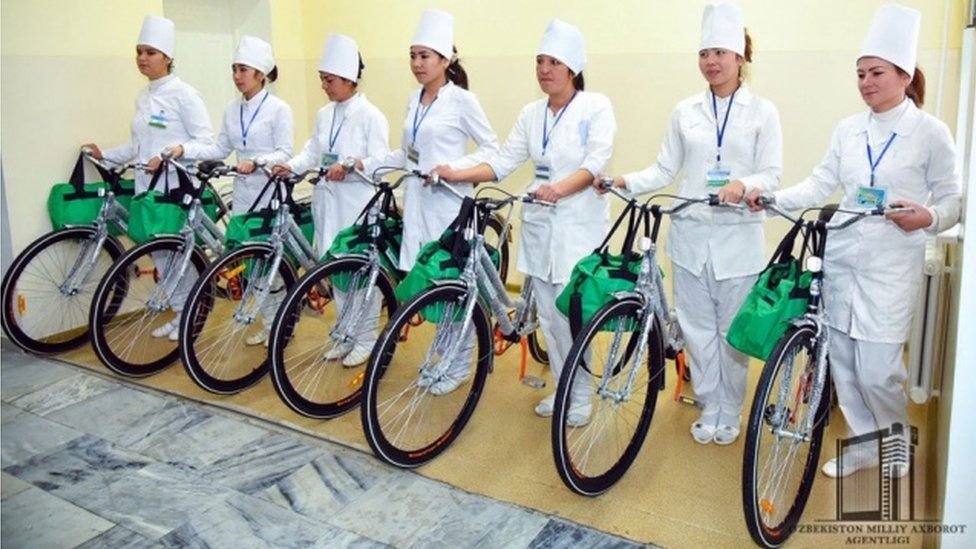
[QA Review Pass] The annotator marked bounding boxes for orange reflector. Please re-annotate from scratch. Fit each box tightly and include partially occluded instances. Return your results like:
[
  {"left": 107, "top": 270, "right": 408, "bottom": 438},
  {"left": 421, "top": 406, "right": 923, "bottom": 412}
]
[
  {"left": 760, "top": 499, "right": 776, "bottom": 516},
  {"left": 222, "top": 264, "right": 246, "bottom": 279},
  {"left": 17, "top": 294, "right": 26, "bottom": 315},
  {"left": 349, "top": 371, "right": 365, "bottom": 389}
]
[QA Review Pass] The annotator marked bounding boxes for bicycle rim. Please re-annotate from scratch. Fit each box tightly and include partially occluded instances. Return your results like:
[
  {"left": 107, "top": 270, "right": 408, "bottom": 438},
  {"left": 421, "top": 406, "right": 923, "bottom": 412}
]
[
  {"left": 362, "top": 284, "right": 490, "bottom": 468},
  {"left": 743, "top": 325, "right": 827, "bottom": 547},
  {"left": 270, "top": 257, "right": 395, "bottom": 418},
  {"left": 552, "top": 298, "right": 663, "bottom": 495}
]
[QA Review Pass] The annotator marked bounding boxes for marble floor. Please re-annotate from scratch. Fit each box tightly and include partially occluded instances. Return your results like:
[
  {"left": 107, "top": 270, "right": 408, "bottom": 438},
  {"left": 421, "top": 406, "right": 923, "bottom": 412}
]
[{"left": 0, "top": 340, "right": 651, "bottom": 549}]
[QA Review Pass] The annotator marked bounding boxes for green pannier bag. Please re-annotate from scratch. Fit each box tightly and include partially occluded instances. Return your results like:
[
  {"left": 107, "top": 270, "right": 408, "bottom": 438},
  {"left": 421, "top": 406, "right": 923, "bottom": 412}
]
[
  {"left": 726, "top": 220, "right": 813, "bottom": 360},
  {"left": 395, "top": 197, "right": 500, "bottom": 322},
  {"left": 224, "top": 176, "right": 315, "bottom": 261},
  {"left": 556, "top": 200, "right": 648, "bottom": 336},
  {"left": 47, "top": 153, "right": 135, "bottom": 234},
  {"left": 127, "top": 163, "right": 219, "bottom": 245},
  {"left": 326, "top": 185, "right": 406, "bottom": 292}
]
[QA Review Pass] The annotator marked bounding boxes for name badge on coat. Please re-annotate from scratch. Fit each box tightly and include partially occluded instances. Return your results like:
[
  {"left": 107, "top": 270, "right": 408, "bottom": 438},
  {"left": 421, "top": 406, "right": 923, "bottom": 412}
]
[
  {"left": 706, "top": 165, "right": 731, "bottom": 187},
  {"left": 534, "top": 163, "right": 551, "bottom": 182},
  {"left": 406, "top": 145, "right": 420, "bottom": 165},
  {"left": 321, "top": 152, "right": 339, "bottom": 168},
  {"left": 149, "top": 111, "right": 168, "bottom": 130},
  {"left": 856, "top": 186, "right": 887, "bottom": 208}
]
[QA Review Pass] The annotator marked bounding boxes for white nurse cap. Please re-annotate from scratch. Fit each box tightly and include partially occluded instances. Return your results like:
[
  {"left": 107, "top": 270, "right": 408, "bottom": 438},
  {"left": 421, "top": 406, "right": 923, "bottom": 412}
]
[
  {"left": 538, "top": 19, "right": 587, "bottom": 75},
  {"left": 318, "top": 33, "right": 361, "bottom": 82},
  {"left": 412, "top": 8, "right": 454, "bottom": 59},
  {"left": 138, "top": 15, "right": 175, "bottom": 58},
  {"left": 699, "top": 3, "right": 745, "bottom": 56},
  {"left": 859, "top": 4, "right": 921, "bottom": 76}
]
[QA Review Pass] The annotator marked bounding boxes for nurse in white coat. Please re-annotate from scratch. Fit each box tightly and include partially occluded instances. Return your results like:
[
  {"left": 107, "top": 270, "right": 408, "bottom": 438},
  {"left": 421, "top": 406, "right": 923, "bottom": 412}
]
[
  {"left": 175, "top": 35, "right": 293, "bottom": 216},
  {"left": 273, "top": 34, "right": 391, "bottom": 366},
  {"left": 337, "top": 8, "right": 499, "bottom": 271},
  {"left": 601, "top": 3, "right": 783, "bottom": 445},
  {"left": 434, "top": 19, "right": 616, "bottom": 418},
  {"left": 83, "top": 15, "right": 216, "bottom": 341},
  {"left": 746, "top": 4, "right": 961, "bottom": 478}
]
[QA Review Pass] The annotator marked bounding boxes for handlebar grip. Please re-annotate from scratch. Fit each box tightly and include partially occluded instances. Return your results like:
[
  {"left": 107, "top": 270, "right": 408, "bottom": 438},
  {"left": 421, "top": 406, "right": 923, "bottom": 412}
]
[{"left": 598, "top": 176, "right": 615, "bottom": 190}]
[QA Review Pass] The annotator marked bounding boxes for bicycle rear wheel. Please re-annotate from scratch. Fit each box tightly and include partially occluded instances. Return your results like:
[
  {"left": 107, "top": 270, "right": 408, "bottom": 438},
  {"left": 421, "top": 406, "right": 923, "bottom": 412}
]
[
  {"left": 551, "top": 297, "right": 664, "bottom": 496},
  {"left": 742, "top": 325, "right": 830, "bottom": 548},
  {"left": 2, "top": 227, "right": 124, "bottom": 354},
  {"left": 89, "top": 237, "right": 207, "bottom": 377},
  {"left": 179, "top": 244, "right": 297, "bottom": 394},
  {"left": 270, "top": 256, "right": 397, "bottom": 418},
  {"left": 361, "top": 283, "right": 491, "bottom": 468}
]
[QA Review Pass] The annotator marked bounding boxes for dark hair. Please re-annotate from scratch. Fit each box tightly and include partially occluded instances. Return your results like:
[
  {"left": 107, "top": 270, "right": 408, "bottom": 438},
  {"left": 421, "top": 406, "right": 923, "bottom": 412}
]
[
  {"left": 738, "top": 29, "right": 753, "bottom": 80},
  {"left": 900, "top": 66, "right": 926, "bottom": 107},
  {"left": 445, "top": 46, "right": 469, "bottom": 89},
  {"left": 167, "top": 57, "right": 174, "bottom": 74},
  {"left": 267, "top": 66, "right": 278, "bottom": 83},
  {"left": 572, "top": 70, "right": 585, "bottom": 91},
  {"left": 351, "top": 53, "right": 365, "bottom": 87}
]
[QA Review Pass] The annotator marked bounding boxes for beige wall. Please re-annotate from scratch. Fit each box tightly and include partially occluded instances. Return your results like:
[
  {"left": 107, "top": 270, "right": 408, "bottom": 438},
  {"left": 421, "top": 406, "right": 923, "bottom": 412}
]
[{"left": 1, "top": 0, "right": 967, "bottom": 258}]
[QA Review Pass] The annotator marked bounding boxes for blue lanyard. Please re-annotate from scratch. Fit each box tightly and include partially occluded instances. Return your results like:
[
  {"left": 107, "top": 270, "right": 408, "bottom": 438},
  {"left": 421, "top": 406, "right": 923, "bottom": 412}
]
[
  {"left": 542, "top": 91, "right": 578, "bottom": 156},
  {"left": 239, "top": 90, "right": 269, "bottom": 148},
  {"left": 412, "top": 89, "right": 438, "bottom": 145},
  {"left": 328, "top": 106, "right": 348, "bottom": 153},
  {"left": 711, "top": 89, "right": 737, "bottom": 165},
  {"left": 866, "top": 133, "right": 896, "bottom": 187}
]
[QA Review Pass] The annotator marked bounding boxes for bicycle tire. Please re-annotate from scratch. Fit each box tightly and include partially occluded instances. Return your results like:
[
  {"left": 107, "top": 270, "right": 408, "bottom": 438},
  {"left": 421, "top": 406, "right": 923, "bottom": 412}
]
[
  {"left": 179, "top": 244, "right": 298, "bottom": 394},
  {"left": 527, "top": 329, "right": 549, "bottom": 365},
  {"left": 742, "top": 324, "right": 830, "bottom": 548},
  {"left": 2, "top": 227, "right": 124, "bottom": 354},
  {"left": 361, "top": 282, "right": 491, "bottom": 468},
  {"left": 551, "top": 297, "right": 664, "bottom": 496},
  {"left": 270, "top": 256, "right": 397, "bottom": 418},
  {"left": 89, "top": 237, "right": 207, "bottom": 377}
]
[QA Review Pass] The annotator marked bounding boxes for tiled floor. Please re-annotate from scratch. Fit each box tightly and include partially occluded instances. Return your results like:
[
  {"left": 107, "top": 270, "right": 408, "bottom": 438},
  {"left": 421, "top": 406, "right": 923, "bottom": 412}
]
[{"left": 0, "top": 341, "right": 652, "bottom": 548}]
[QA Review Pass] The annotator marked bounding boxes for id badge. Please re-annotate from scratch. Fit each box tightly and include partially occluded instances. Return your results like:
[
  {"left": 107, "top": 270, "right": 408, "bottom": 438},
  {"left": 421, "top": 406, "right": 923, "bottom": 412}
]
[
  {"left": 149, "top": 111, "right": 168, "bottom": 130},
  {"left": 856, "top": 186, "right": 887, "bottom": 208},
  {"left": 321, "top": 152, "right": 339, "bottom": 168},
  {"left": 706, "top": 166, "right": 731, "bottom": 187},
  {"left": 406, "top": 145, "right": 420, "bottom": 164},
  {"left": 534, "top": 163, "right": 551, "bottom": 182}
]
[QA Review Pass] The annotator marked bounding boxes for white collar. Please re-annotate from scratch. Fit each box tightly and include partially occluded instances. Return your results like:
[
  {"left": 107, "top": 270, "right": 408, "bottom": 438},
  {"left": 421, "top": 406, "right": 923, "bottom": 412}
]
[
  {"left": 242, "top": 88, "right": 269, "bottom": 108},
  {"left": 148, "top": 74, "right": 176, "bottom": 91}
]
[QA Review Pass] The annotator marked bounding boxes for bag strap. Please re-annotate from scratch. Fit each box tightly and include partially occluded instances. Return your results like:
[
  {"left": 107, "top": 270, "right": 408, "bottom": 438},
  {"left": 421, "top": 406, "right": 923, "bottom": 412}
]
[
  {"left": 595, "top": 200, "right": 638, "bottom": 254},
  {"left": 246, "top": 176, "right": 278, "bottom": 213},
  {"left": 764, "top": 219, "right": 805, "bottom": 269},
  {"left": 69, "top": 153, "right": 116, "bottom": 193}
]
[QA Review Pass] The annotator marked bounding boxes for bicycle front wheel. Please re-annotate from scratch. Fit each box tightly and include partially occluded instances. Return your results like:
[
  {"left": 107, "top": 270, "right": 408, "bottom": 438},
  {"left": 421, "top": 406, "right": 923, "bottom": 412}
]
[
  {"left": 361, "top": 283, "right": 491, "bottom": 468},
  {"left": 179, "top": 244, "right": 298, "bottom": 394},
  {"left": 270, "top": 256, "right": 397, "bottom": 418},
  {"left": 89, "top": 237, "right": 207, "bottom": 377},
  {"left": 2, "top": 227, "right": 124, "bottom": 354},
  {"left": 742, "top": 324, "right": 830, "bottom": 548},
  {"left": 552, "top": 297, "right": 664, "bottom": 496}
]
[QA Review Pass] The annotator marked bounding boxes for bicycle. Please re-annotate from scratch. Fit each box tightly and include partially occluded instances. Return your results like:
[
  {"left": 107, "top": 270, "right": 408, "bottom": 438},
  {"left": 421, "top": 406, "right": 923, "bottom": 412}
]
[
  {"left": 741, "top": 197, "right": 913, "bottom": 548},
  {"left": 268, "top": 165, "right": 408, "bottom": 418},
  {"left": 360, "top": 176, "right": 550, "bottom": 468},
  {"left": 177, "top": 166, "right": 321, "bottom": 393},
  {"left": 1, "top": 151, "right": 139, "bottom": 354},
  {"left": 87, "top": 157, "right": 231, "bottom": 377},
  {"left": 551, "top": 179, "right": 740, "bottom": 496}
]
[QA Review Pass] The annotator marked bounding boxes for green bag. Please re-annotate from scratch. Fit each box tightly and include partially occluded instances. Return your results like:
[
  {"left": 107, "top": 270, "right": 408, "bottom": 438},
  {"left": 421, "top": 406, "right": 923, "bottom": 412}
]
[
  {"left": 395, "top": 197, "right": 500, "bottom": 323},
  {"left": 127, "top": 164, "right": 219, "bottom": 244},
  {"left": 47, "top": 153, "right": 133, "bottom": 233},
  {"left": 726, "top": 220, "right": 813, "bottom": 360},
  {"left": 556, "top": 200, "right": 648, "bottom": 336}
]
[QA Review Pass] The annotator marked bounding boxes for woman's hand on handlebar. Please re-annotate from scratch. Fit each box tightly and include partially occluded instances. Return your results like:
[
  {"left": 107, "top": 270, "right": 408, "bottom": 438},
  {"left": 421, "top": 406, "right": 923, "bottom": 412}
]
[
  {"left": 592, "top": 174, "right": 624, "bottom": 195},
  {"left": 430, "top": 165, "right": 458, "bottom": 183},
  {"left": 744, "top": 188, "right": 767, "bottom": 212},
  {"left": 80, "top": 144, "right": 104, "bottom": 160},
  {"left": 886, "top": 200, "right": 931, "bottom": 231},
  {"left": 533, "top": 183, "right": 565, "bottom": 203},
  {"left": 271, "top": 163, "right": 292, "bottom": 177},
  {"left": 717, "top": 179, "right": 746, "bottom": 204},
  {"left": 325, "top": 163, "right": 348, "bottom": 182},
  {"left": 236, "top": 160, "right": 257, "bottom": 174}
]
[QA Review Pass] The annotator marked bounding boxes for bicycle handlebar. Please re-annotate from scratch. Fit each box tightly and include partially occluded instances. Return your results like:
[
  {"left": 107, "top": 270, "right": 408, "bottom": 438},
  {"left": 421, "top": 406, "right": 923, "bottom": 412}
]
[
  {"left": 757, "top": 195, "right": 914, "bottom": 230},
  {"left": 597, "top": 177, "right": 745, "bottom": 216}
]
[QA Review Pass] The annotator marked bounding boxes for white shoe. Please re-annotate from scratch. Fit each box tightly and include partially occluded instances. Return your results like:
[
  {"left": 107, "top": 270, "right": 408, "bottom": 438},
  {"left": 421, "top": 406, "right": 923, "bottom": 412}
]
[
  {"left": 535, "top": 393, "right": 556, "bottom": 418},
  {"left": 152, "top": 319, "right": 179, "bottom": 339},
  {"left": 821, "top": 454, "right": 880, "bottom": 478},
  {"left": 341, "top": 343, "right": 372, "bottom": 368},
  {"left": 566, "top": 403, "right": 592, "bottom": 428},
  {"left": 245, "top": 328, "right": 270, "bottom": 347},
  {"left": 691, "top": 420, "right": 718, "bottom": 445},
  {"left": 429, "top": 373, "right": 471, "bottom": 396},
  {"left": 323, "top": 341, "right": 353, "bottom": 361},
  {"left": 168, "top": 328, "right": 179, "bottom": 342},
  {"left": 713, "top": 424, "right": 741, "bottom": 446}
]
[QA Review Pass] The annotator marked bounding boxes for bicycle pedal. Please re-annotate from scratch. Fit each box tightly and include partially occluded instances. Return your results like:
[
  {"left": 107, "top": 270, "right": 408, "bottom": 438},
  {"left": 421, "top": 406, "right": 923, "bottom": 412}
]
[
  {"left": 520, "top": 375, "right": 545, "bottom": 389},
  {"left": 675, "top": 394, "right": 703, "bottom": 409}
]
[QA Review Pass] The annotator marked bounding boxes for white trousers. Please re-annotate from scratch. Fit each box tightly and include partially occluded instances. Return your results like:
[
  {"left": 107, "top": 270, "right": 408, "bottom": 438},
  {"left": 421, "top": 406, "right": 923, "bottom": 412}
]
[
  {"left": 673, "top": 259, "right": 756, "bottom": 425},
  {"left": 532, "top": 276, "right": 590, "bottom": 402},
  {"left": 828, "top": 327, "right": 908, "bottom": 438},
  {"left": 151, "top": 250, "right": 198, "bottom": 313},
  {"left": 333, "top": 287, "right": 382, "bottom": 352}
]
